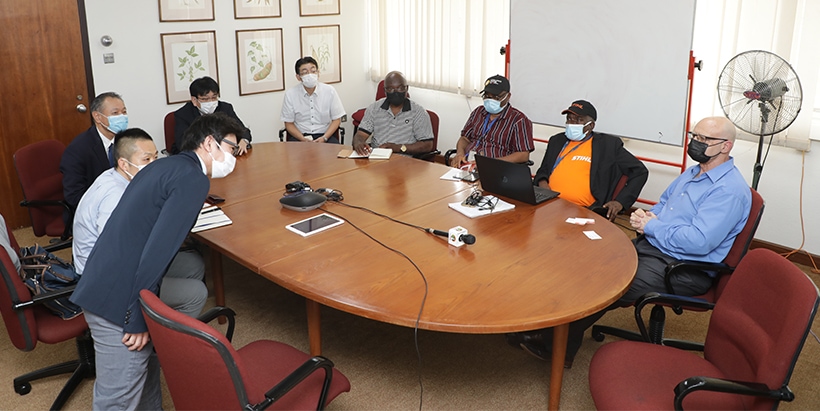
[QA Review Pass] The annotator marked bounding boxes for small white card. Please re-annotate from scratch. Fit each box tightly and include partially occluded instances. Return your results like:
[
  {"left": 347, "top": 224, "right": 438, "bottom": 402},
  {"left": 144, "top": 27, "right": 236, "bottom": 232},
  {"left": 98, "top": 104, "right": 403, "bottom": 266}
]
[
  {"left": 583, "top": 230, "right": 602, "bottom": 240},
  {"left": 566, "top": 217, "right": 596, "bottom": 225}
]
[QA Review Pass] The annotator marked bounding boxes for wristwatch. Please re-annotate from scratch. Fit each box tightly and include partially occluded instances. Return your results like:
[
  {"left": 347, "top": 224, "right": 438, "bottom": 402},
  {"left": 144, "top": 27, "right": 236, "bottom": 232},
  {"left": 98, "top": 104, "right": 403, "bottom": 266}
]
[{"left": 400, "top": 144, "right": 407, "bottom": 153}]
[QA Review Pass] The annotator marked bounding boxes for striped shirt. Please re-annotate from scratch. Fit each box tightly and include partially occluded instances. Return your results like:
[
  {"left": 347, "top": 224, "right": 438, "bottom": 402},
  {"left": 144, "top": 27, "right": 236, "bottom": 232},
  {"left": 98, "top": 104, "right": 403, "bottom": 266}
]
[
  {"left": 359, "top": 98, "right": 433, "bottom": 147},
  {"left": 460, "top": 104, "right": 534, "bottom": 158}
]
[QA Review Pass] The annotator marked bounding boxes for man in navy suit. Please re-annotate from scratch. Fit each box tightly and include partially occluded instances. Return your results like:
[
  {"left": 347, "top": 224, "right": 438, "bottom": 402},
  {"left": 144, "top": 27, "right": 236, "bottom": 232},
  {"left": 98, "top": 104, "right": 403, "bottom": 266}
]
[
  {"left": 60, "top": 92, "right": 128, "bottom": 223},
  {"left": 70, "top": 113, "right": 245, "bottom": 409},
  {"left": 171, "top": 76, "right": 252, "bottom": 155}
]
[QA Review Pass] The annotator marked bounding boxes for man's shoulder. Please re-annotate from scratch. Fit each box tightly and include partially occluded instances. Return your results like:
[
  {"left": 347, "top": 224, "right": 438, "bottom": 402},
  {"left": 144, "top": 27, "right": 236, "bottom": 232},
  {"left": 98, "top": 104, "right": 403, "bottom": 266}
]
[
  {"left": 66, "top": 126, "right": 97, "bottom": 147},
  {"left": 174, "top": 101, "right": 197, "bottom": 117},
  {"left": 505, "top": 105, "right": 531, "bottom": 121},
  {"left": 408, "top": 99, "right": 427, "bottom": 112}
]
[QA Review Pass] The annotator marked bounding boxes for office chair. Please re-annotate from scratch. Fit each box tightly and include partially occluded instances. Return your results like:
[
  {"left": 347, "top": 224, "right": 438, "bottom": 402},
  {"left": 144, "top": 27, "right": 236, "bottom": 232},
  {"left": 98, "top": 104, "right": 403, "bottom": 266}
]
[
  {"left": 589, "top": 248, "right": 819, "bottom": 410},
  {"left": 13, "top": 140, "right": 72, "bottom": 251},
  {"left": 139, "top": 289, "right": 351, "bottom": 410},
  {"left": 350, "top": 79, "right": 386, "bottom": 134},
  {"left": 278, "top": 127, "right": 345, "bottom": 144},
  {"left": 0, "top": 219, "right": 94, "bottom": 410},
  {"left": 161, "top": 112, "right": 176, "bottom": 155},
  {"left": 592, "top": 187, "right": 765, "bottom": 349}
]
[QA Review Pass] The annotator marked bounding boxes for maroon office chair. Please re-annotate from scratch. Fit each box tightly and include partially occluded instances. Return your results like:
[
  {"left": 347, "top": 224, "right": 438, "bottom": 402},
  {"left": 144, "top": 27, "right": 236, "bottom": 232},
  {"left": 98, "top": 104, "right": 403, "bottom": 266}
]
[
  {"left": 14, "top": 140, "right": 72, "bottom": 251},
  {"left": 592, "top": 187, "right": 764, "bottom": 349},
  {"left": 139, "top": 289, "right": 350, "bottom": 410},
  {"left": 413, "top": 109, "right": 441, "bottom": 161},
  {"left": 351, "top": 80, "right": 386, "bottom": 132},
  {"left": 0, "top": 219, "right": 93, "bottom": 410},
  {"left": 589, "top": 248, "right": 819, "bottom": 410},
  {"left": 161, "top": 112, "right": 176, "bottom": 155}
]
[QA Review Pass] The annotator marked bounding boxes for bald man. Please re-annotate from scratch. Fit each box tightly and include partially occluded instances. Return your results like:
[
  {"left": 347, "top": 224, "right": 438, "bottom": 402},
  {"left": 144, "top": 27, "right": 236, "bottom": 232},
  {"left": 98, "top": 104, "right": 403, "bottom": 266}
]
[{"left": 508, "top": 116, "right": 751, "bottom": 368}]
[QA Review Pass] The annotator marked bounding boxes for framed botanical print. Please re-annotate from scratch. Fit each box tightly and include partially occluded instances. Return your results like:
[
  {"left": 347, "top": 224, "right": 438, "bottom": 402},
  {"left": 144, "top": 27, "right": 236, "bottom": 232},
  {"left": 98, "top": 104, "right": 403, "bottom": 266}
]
[
  {"left": 236, "top": 29, "right": 285, "bottom": 95},
  {"left": 161, "top": 31, "right": 219, "bottom": 104},
  {"left": 299, "top": 25, "right": 341, "bottom": 84}
]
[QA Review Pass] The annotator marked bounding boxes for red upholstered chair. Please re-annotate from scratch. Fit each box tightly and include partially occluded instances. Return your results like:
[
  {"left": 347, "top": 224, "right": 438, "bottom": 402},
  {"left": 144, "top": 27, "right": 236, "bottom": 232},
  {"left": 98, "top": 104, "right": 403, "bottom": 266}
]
[
  {"left": 0, "top": 219, "right": 93, "bottom": 409},
  {"left": 139, "top": 289, "right": 350, "bottom": 410},
  {"left": 589, "top": 248, "right": 819, "bottom": 410},
  {"left": 161, "top": 112, "right": 176, "bottom": 155},
  {"left": 350, "top": 80, "right": 386, "bottom": 132},
  {"left": 13, "top": 140, "right": 72, "bottom": 250},
  {"left": 592, "top": 187, "right": 764, "bottom": 349}
]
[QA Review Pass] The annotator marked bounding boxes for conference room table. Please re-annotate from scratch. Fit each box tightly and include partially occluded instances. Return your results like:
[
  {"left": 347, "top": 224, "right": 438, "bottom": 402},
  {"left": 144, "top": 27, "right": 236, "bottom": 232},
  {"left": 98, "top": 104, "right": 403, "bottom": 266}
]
[{"left": 195, "top": 142, "right": 637, "bottom": 410}]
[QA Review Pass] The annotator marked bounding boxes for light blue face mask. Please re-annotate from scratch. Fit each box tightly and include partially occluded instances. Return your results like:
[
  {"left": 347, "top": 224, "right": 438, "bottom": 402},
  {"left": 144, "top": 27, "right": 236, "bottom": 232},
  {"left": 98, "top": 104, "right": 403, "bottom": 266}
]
[
  {"left": 105, "top": 114, "right": 129, "bottom": 134},
  {"left": 565, "top": 121, "right": 591, "bottom": 141},
  {"left": 483, "top": 98, "right": 504, "bottom": 114}
]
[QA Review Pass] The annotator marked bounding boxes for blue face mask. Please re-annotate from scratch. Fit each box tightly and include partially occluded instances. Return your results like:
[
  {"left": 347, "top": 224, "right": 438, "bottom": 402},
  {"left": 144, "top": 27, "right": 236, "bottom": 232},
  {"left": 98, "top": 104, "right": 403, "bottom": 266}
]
[
  {"left": 565, "top": 121, "right": 591, "bottom": 141},
  {"left": 483, "top": 99, "right": 504, "bottom": 114},
  {"left": 105, "top": 114, "right": 129, "bottom": 134}
]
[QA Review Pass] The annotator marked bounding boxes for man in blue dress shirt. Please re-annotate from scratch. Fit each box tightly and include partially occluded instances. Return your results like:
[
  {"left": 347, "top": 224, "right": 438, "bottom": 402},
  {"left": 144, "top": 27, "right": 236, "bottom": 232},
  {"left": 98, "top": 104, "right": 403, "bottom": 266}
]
[
  {"left": 71, "top": 113, "right": 245, "bottom": 410},
  {"left": 509, "top": 116, "right": 751, "bottom": 368}
]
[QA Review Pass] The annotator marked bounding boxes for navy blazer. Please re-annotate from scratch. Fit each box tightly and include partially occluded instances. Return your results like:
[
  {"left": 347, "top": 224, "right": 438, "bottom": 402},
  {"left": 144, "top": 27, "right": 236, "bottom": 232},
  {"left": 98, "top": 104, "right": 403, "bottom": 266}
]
[
  {"left": 60, "top": 126, "right": 111, "bottom": 211},
  {"left": 171, "top": 101, "right": 252, "bottom": 154},
  {"left": 533, "top": 132, "right": 649, "bottom": 210},
  {"left": 70, "top": 151, "right": 209, "bottom": 333}
]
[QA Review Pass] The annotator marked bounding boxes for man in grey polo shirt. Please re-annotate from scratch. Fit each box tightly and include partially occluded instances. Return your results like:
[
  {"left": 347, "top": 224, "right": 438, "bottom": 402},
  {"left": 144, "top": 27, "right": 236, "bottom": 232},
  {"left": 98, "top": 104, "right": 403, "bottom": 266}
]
[{"left": 352, "top": 71, "right": 434, "bottom": 156}]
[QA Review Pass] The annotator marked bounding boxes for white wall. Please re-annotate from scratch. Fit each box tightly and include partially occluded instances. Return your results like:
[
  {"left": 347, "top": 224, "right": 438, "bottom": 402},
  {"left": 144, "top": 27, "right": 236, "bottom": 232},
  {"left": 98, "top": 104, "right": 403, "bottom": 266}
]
[{"left": 84, "top": 1, "right": 819, "bottom": 255}]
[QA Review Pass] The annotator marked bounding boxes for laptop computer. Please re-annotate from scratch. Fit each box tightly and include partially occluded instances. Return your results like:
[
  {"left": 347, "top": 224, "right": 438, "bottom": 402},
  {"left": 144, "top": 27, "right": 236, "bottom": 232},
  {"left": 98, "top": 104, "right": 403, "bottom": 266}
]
[{"left": 474, "top": 154, "right": 560, "bottom": 205}]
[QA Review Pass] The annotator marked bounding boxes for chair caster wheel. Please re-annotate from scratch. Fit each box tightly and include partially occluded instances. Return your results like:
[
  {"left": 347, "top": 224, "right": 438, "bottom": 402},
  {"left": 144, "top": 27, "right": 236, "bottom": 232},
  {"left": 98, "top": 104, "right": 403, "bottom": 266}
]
[{"left": 15, "top": 382, "right": 32, "bottom": 395}]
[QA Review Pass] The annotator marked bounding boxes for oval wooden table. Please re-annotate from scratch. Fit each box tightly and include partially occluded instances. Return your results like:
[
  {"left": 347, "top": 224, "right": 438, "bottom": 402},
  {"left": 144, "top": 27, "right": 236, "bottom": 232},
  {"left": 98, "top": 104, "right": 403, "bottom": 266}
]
[{"left": 196, "top": 143, "right": 637, "bottom": 410}]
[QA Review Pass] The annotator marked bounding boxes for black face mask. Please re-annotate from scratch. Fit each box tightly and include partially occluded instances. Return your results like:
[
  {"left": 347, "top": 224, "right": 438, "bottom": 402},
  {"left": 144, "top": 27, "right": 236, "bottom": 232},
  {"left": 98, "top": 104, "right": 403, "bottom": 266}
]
[
  {"left": 687, "top": 139, "right": 720, "bottom": 164},
  {"left": 385, "top": 91, "right": 406, "bottom": 106}
]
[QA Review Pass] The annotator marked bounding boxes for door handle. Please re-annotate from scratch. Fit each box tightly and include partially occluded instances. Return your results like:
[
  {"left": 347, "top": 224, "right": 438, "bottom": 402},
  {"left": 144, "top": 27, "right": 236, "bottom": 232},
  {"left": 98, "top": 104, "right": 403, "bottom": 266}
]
[{"left": 76, "top": 104, "right": 87, "bottom": 113}]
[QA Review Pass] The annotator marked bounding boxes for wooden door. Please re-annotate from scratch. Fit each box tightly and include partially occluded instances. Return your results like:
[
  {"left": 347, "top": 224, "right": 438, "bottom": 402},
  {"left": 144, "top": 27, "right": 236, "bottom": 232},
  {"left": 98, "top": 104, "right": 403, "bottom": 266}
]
[{"left": 0, "top": 0, "right": 93, "bottom": 229}]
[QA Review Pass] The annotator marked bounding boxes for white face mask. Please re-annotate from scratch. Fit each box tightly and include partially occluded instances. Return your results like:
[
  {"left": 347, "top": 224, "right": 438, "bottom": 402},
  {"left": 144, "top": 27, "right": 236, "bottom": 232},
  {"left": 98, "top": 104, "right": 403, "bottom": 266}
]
[
  {"left": 198, "top": 100, "right": 218, "bottom": 115},
  {"left": 208, "top": 142, "right": 236, "bottom": 179},
  {"left": 301, "top": 73, "right": 319, "bottom": 88},
  {"left": 565, "top": 121, "right": 591, "bottom": 141},
  {"left": 123, "top": 159, "right": 147, "bottom": 180}
]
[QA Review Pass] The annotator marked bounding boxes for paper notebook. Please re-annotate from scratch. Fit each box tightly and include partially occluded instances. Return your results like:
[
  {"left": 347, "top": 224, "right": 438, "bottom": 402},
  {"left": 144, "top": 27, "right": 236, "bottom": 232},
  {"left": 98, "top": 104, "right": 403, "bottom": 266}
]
[
  {"left": 192, "top": 204, "right": 232, "bottom": 233},
  {"left": 337, "top": 148, "right": 392, "bottom": 160}
]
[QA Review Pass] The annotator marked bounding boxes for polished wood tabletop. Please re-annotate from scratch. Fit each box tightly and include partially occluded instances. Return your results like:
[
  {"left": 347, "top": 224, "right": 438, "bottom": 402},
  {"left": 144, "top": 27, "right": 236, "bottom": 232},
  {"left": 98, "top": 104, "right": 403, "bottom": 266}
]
[{"left": 195, "top": 142, "right": 637, "bottom": 410}]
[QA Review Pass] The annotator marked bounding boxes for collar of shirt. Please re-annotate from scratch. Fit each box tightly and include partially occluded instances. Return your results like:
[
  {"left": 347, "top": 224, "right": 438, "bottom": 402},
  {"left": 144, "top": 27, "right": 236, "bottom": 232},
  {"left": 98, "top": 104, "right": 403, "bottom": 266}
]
[
  {"left": 379, "top": 98, "right": 412, "bottom": 112},
  {"left": 196, "top": 151, "right": 208, "bottom": 175},
  {"left": 690, "top": 157, "right": 737, "bottom": 183},
  {"left": 302, "top": 84, "right": 321, "bottom": 96},
  {"left": 96, "top": 126, "right": 113, "bottom": 151}
]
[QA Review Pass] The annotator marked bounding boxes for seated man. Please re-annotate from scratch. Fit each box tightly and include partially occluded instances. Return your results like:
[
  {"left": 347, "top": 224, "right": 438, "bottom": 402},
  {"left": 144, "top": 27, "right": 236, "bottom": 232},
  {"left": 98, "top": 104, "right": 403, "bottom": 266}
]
[
  {"left": 60, "top": 92, "right": 128, "bottom": 221},
  {"left": 281, "top": 56, "right": 346, "bottom": 143},
  {"left": 73, "top": 128, "right": 206, "bottom": 318},
  {"left": 452, "top": 75, "right": 534, "bottom": 167},
  {"left": 532, "top": 100, "right": 648, "bottom": 221},
  {"left": 508, "top": 116, "right": 751, "bottom": 368},
  {"left": 172, "top": 76, "right": 252, "bottom": 155},
  {"left": 352, "top": 71, "right": 434, "bottom": 156},
  {"left": 70, "top": 113, "right": 245, "bottom": 409}
]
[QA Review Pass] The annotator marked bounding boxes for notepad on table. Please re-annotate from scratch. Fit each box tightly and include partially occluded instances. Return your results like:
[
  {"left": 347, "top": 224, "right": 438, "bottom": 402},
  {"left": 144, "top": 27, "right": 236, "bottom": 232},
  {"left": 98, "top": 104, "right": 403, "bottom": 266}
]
[
  {"left": 337, "top": 147, "right": 392, "bottom": 160},
  {"left": 192, "top": 204, "right": 233, "bottom": 233}
]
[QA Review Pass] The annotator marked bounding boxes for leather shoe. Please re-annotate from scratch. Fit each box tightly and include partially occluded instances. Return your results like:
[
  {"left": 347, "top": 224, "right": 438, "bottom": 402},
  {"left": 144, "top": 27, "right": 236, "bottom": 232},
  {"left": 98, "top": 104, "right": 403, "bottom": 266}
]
[
  {"left": 504, "top": 330, "right": 544, "bottom": 349},
  {"left": 520, "top": 341, "right": 575, "bottom": 369}
]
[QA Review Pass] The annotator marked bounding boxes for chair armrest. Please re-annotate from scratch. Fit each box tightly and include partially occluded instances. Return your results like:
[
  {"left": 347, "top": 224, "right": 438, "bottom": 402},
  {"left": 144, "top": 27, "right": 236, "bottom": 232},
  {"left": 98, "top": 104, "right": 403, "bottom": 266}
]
[
  {"left": 13, "top": 285, "right": 76, "bottom": 311},
  {"left": 413, "top": 150, "right": 441, "bottom": 161},
  {"left": 443, "top": 149, "right": 458, "bottom": 166},
  {"left": 19, "top": 199, "right": 71, "bottom": 212},
  {"left": 256, "top": 356, "right": 336, "bottom": 411},
  {"left": 278, "top": 128, "right": 286, "bottom": 142},
  {"left": 664, "top": 260, "right": 732, "bottom": 295},
  {"left": 196, "top": 306, "right": 236, "bottom": 342},
  {"left": 674, "top": 376, "right": 794, "bottom": 411},
  {"left": 634, "top": 292, "right": 715, "bottom": 342}
]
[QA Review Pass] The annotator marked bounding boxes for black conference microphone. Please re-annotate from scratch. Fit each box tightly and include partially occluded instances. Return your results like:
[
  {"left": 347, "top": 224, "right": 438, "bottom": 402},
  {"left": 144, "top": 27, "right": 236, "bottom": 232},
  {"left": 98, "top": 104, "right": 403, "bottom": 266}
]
[{"left": 426, "top": 228, "right": 476, "bottom": 245}]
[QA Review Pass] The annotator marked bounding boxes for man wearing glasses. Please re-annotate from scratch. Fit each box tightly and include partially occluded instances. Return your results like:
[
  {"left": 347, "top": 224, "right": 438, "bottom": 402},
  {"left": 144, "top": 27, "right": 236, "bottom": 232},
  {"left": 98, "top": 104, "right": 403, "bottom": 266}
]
[
  {"left": 353, "top": 71, "right": 435, "bottom": 156},
  {"left": 281, "top": 56, "right": 346, "bottom": 143},
  {"left": 532, "top": 100, "right": 648, "bottom": 221},
  {"left": 508, "top": 116, "right": 750, "bottom": 369},
  {"left": 452, "top": 75, "right": 535, "bottom": 168},
  {"left": 171, "top": 76, "right": 252, "bottom": 155}
]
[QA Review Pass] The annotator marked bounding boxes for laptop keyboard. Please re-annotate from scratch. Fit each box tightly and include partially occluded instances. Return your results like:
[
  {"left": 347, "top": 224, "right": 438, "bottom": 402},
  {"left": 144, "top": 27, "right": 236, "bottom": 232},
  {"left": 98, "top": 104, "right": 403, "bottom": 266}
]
[{"left": 533, "top": 186, "right": 558, "bottom": 203}]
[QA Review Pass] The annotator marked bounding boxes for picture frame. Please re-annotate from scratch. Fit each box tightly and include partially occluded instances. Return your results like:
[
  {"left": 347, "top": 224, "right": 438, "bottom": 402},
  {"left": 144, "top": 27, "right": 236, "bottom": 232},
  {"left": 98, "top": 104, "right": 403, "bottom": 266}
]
[
  {"left": 236, "top": 29, "right": 285, "bottom": 95},
  {"left": 233, "top": 0, "right": 281, "bottom": 19},
  {"left": 158, "top": 0, "right": 214, "bottom": 22},
  {"left": 299, "top": 25, "right": 341, "bottom": 84},
  {"left": 299, "top": 0, "right": 340, "bottom": 16},
  {"left": 160, "top": 31, "right": 219, "bottom": 104}
]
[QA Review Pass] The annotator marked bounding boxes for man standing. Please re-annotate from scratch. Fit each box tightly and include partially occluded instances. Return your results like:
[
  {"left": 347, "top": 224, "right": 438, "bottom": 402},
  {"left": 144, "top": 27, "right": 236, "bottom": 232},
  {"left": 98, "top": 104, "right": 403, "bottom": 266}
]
[
  {"left": 352, "top": 71, "right": 434, "bottom": 156},
  {"left": 281, "top": 56, "right": 346, "bottom": 143},
  {"left": 171, "top": 76, "right": 252, "bottom": 155},
  {"left": 71, "top": 113, "right": 245, "bottom": 409},
  {"left": 508, "top": 116, "right": 751, "bottom": 368},
  {"left": 72, "top": 128, "right": 206, "bottom": 318},
  {"left": 532, "top": 100, "right": 648, "bottom": 220},
  {"left": 60, "top": 92, "right": 128, "bottom": 218},
  {"left": 452, "top": 75, "right": 534, "bottom": 167}
]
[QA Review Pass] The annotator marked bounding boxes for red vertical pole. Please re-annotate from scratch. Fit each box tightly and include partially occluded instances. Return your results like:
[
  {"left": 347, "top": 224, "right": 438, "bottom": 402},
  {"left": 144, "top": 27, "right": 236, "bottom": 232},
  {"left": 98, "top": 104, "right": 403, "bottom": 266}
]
[{"left": 505, "top": 40, "right": 510, "bottom": 78}]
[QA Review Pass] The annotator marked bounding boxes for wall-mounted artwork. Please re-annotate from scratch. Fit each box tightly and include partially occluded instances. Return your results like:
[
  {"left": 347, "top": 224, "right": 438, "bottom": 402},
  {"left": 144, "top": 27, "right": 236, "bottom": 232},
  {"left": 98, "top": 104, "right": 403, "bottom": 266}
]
[
  {"left": 236, "top": 29, "right": 285, "bottom": 95},
  {"left": 158, "top": 0, "right": 215, "bottom": 22},
  {"left": 234, "top": 0, "right": 282, "bottom": 19},
  {"left": 161, "top": 31, "right": 219, "bottom": 104},
  {"left": 299, "top": 0, "right": 340, "bottom": 16},
  {"left": 299, "top": 25, "right": 341, "bottom": 84}
]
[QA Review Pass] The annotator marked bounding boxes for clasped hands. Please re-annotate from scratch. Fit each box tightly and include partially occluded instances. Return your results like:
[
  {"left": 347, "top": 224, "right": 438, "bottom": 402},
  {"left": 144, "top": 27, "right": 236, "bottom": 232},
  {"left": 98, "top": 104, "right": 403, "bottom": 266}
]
[{"left": 630, "top": 208, "right": 657, "bottom": 233}]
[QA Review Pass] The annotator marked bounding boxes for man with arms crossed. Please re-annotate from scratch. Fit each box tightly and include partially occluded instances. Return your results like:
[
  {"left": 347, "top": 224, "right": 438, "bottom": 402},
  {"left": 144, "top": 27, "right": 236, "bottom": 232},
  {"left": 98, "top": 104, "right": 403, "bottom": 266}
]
[{"left": 71, "top": 113, "right": 244, "bottom": 409}]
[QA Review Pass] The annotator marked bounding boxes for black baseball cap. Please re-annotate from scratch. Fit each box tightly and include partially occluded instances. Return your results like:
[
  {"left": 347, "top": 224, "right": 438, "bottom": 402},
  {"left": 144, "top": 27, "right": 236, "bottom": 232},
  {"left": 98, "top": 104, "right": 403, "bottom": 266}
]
[
  {"left": 481, "top": 75, "right": 510, "bottom": 95},
  {"left": 561, "top": 100, "right": 597, "bottom": 121}
]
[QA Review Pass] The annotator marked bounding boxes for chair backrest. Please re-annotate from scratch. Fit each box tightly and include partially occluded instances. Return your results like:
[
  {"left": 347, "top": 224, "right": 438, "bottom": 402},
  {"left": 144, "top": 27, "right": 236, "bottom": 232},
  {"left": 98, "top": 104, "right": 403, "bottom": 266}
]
[
  {"left": 139, "top": 289, "right": 254, "bottom": 410},
  {"left": 374, "top": 79, "right": 386, "bottom": 100},
  {"left": 427, "top": 110, "right": 440, "bottom": 151},
  {"left": 163, "top": 112, "right": 175, "bottom": 155},
  {"left": 0, "top": 223, "right": 39, "bottom": 352},
  {"left": 710, "top": 188, "right": 764, "bottom": 300},
  {"left": 352, "top": 80, "right": 388, "bottom": 128},
  {"left": 13, "top": 140, "right": 67, "bottom": 237},
  {"left": 702, "top": 248, "right": 819, "bottom": 410}
]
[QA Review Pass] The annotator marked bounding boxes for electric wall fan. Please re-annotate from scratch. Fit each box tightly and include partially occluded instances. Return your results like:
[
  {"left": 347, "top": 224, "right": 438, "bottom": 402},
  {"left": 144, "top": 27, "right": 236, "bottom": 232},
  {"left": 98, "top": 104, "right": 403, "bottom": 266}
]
[{"left": 717, "top": 50, "right": 802, "bottom": 189}]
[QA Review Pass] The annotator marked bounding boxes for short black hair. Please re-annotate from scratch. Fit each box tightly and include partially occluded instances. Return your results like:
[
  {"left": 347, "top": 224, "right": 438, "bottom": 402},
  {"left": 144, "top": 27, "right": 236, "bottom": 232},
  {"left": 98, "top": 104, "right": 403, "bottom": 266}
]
[
  {"left": 179, "top": 112, "right": 245, "bottom": 152},
  {"left": 189, "top": 76, "right": 220, "bottom": 97},
  {"left": 91, "top": 92, "right": 123, "bottom": 114},
  {"left": 113, "top": 128, "right": 153, "bottom": 161},
  {"left": 295, "top": 56, "right": 319, "bottom": 75}
]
